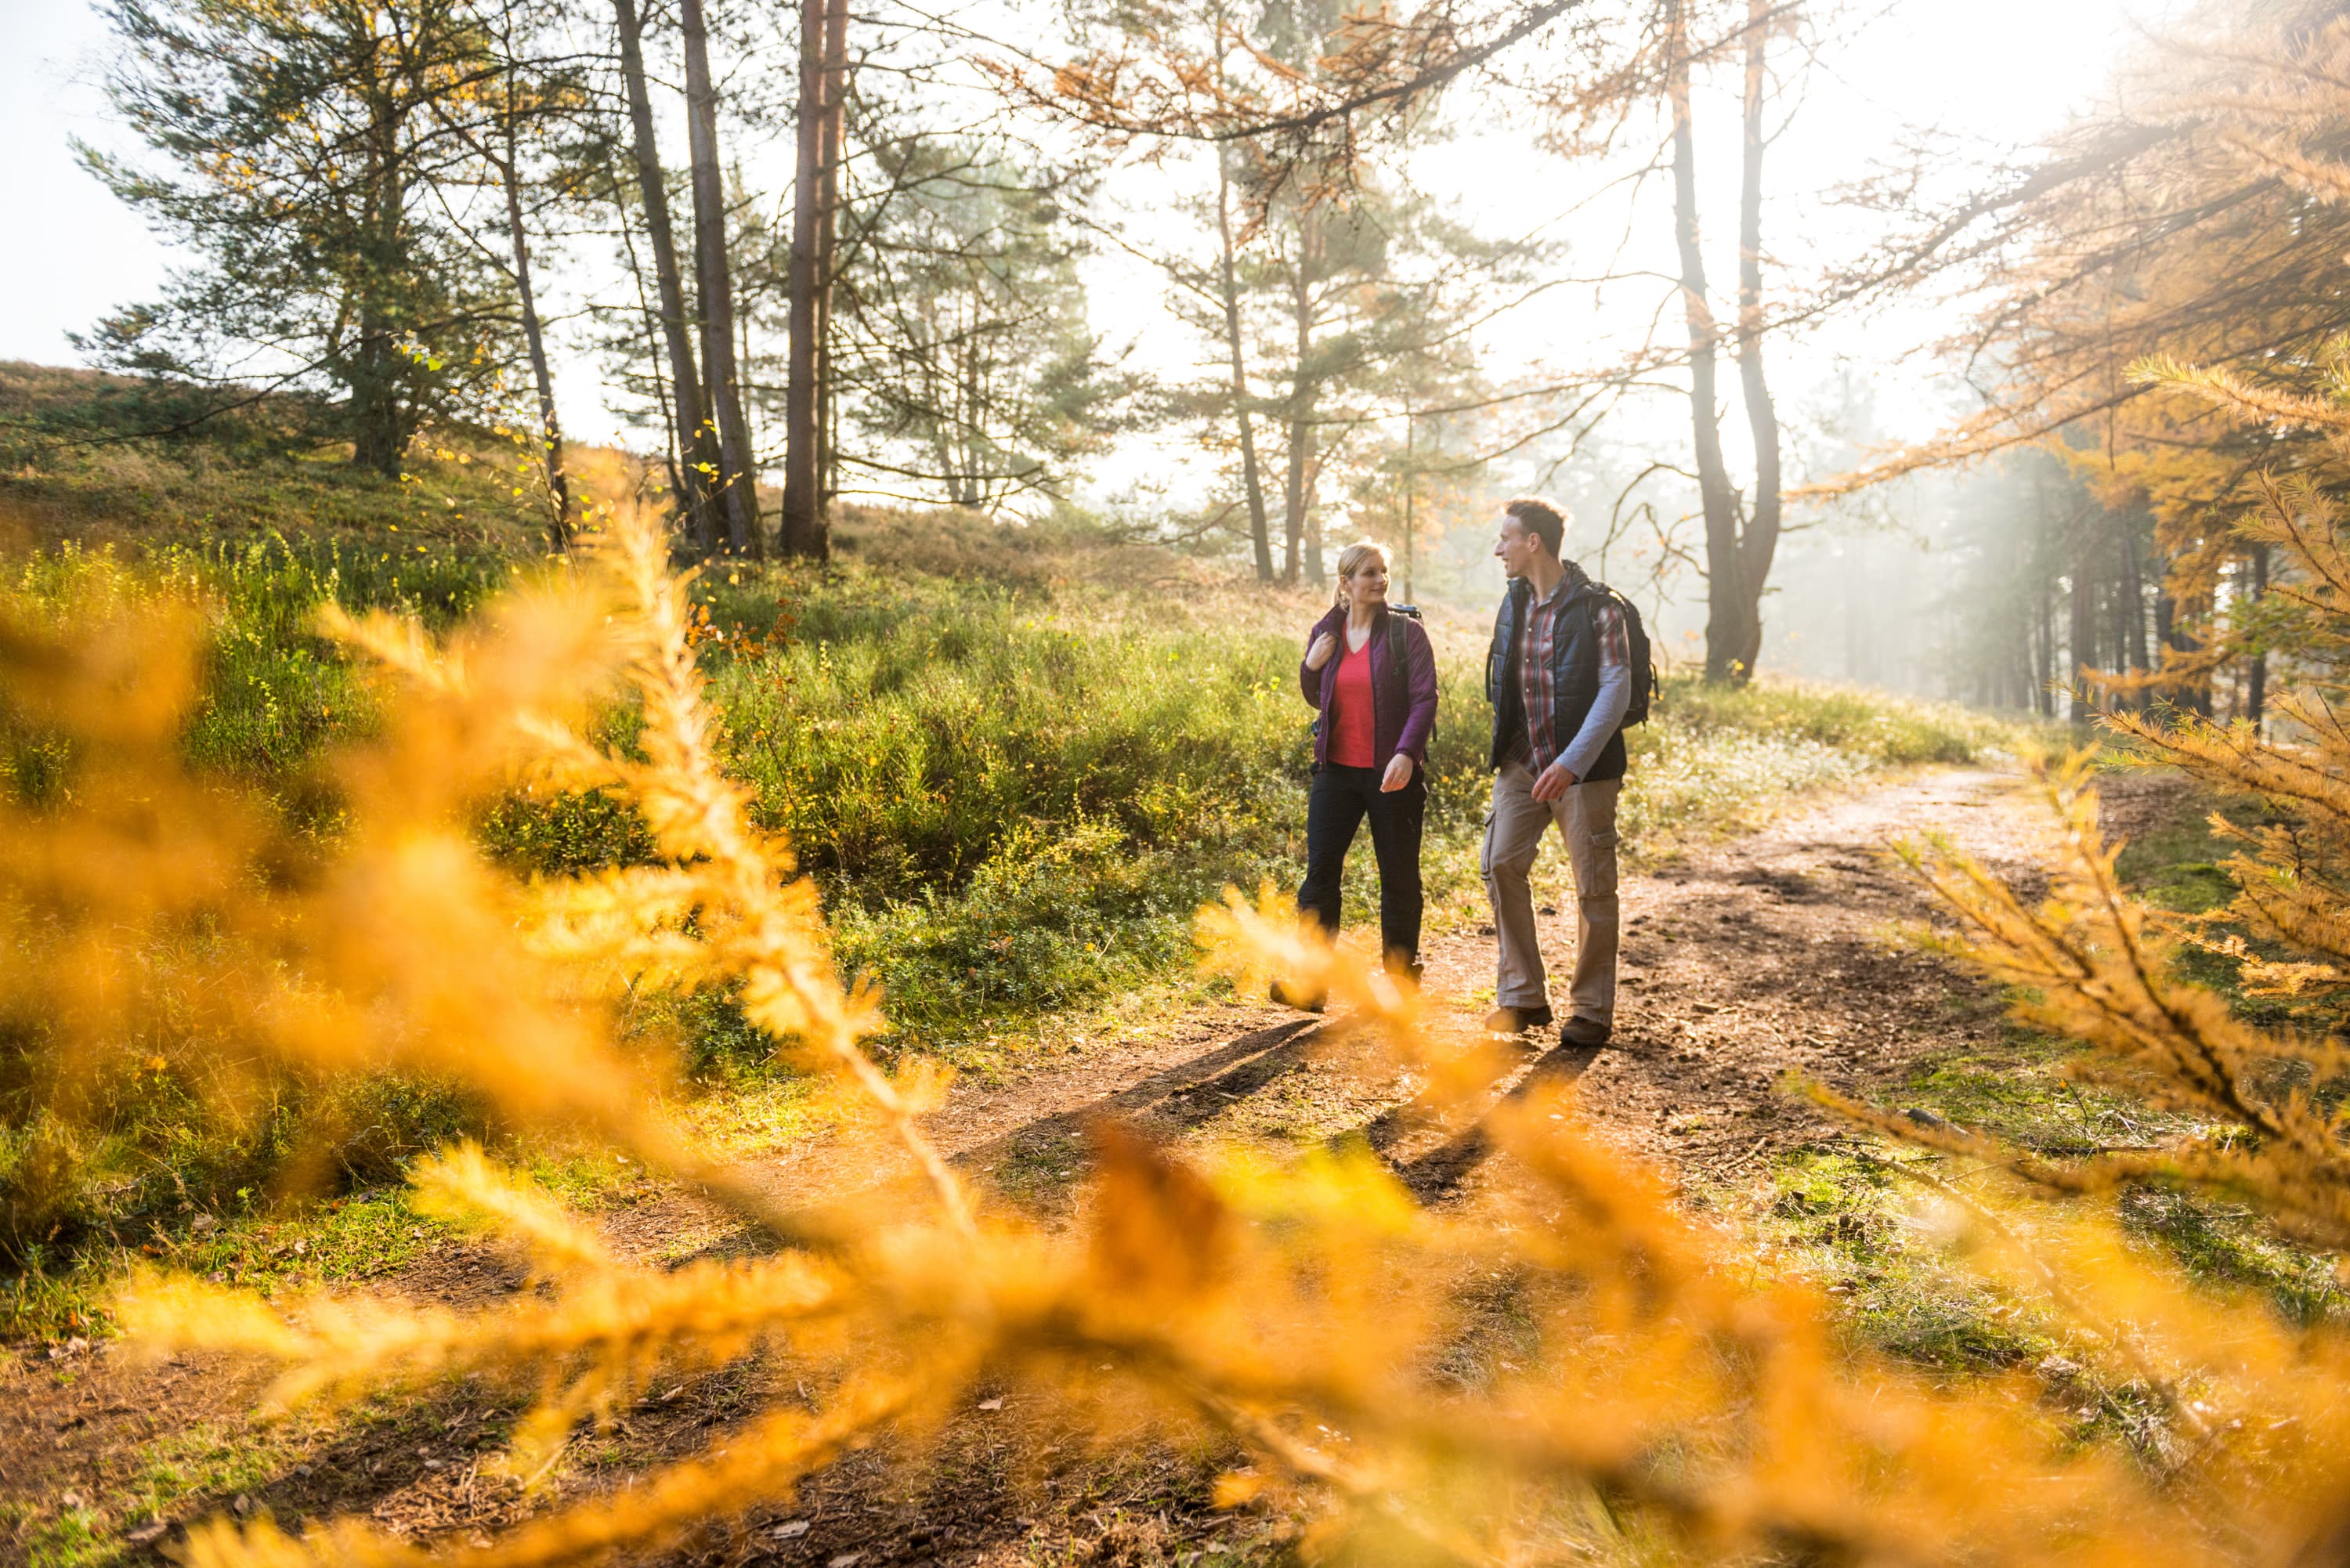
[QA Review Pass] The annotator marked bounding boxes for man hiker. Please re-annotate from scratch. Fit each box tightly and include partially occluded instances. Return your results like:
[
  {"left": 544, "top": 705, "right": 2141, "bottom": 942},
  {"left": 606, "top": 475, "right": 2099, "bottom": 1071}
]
[{"left": 1481, "top": 497, "right": 1630, "bottom": 1049}]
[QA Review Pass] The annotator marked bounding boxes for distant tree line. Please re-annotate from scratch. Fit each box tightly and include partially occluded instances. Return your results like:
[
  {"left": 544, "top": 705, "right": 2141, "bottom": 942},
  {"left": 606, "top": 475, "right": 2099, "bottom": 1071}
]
[{"left": 71, "top": 0, "right": 1961, "bottom": 696}]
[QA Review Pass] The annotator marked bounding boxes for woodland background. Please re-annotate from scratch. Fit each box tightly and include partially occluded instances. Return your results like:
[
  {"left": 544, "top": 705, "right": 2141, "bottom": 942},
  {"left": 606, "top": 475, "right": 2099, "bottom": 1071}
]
[{"left": 5, "top": 1, "right": 2350, "bottom": 1566}]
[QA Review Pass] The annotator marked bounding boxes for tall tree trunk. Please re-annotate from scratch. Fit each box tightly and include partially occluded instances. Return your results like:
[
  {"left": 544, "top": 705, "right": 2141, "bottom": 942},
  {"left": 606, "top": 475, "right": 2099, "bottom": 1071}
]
[
  {"left": 497, "top": 117, "right": 569, "bottom": 547},
  {"left": 1285, "top": 209, "right": 1323, "bottom": 586},
  {"left": 1401, "top": 411, "right": 1416, "bottom": 605},
  {"left": 2156, "top": 562, "right": 2213, "bottom": 717},
  {"left": 739, "top": 274, "right": 757, "bottom": 494},
  {"left": 680, "top": 0, "right": 759, "bottom": 557},
  {"left": 2036, "top": 573, "right": 2057, "bottom": 717},
  {"left": 1282, "top": 393, "right": 1311, "bottom": 587},
  {"left": 1729, "top": 0, "right": 1781, "bottom": 684},
  {"left": 1217, "top": 147, "right": 1274, "bottom": 583},
  {"left": 615, "top": 0, "right": 719, "bottom": 555},
  {"left": 2030, "top": 468, "right": 2055, "bottom": 714},
  {"left": 815, "top": 0, "right": 847, "bottom": 526},
  {"left": 1664, "top": 0, "right": 1744, "bottom": 685},
  {"left": 2122, "top": 512, "right": 2151, "bottom": 673},
  {"left": 1280, "top": 251, "right": 1308, "bottom": 584},
  {"left": 2070, "top": 526, "right": 2099, "bottom": 728},
  {"left": 779, "top": 0, "right": 841, "bottom": 558},
  {"left": 1304, "top": 467, "right": 1325, "bottom": 583},
  {"left": 352, "top": 74, "right": 408, "bottom": 476},
  {"left": 2154, "top": 574, "right": 2178, "bottom": 706}
]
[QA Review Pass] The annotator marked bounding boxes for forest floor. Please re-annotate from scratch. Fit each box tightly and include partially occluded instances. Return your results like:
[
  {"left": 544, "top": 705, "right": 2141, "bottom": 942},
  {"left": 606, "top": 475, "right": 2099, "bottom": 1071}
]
[{"left": 4, "top": 761, "right": 2169, "bottom": 1568}]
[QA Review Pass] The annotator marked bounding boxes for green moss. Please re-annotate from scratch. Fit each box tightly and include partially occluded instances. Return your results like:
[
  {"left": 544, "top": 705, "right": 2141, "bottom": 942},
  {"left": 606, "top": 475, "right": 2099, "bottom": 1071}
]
[{"left": 1750, "top": 1148, "right": 2048, "bottom": 1372}]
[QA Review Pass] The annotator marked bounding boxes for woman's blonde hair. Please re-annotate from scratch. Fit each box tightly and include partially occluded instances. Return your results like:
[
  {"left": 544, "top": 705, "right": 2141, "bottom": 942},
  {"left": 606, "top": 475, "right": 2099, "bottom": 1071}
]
[{"left": 1332, "top": 540, "right": 1390, "bottom": 609}]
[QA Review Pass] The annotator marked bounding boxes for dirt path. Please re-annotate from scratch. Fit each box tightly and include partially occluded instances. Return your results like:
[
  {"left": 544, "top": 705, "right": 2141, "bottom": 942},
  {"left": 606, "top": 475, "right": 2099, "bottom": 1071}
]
[
  {"left": 2, "top": 763, "right": 2079, "bottom": 1565},
  {"left": 836, "top": 762, "right": 2059, "bottom": 1206}
]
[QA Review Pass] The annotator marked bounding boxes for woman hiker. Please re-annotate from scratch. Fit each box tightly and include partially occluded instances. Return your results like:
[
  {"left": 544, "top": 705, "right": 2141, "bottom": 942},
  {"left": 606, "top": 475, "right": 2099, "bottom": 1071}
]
[{"left": 1278, "top": 540, "right": 1439, "bottom": 1009}]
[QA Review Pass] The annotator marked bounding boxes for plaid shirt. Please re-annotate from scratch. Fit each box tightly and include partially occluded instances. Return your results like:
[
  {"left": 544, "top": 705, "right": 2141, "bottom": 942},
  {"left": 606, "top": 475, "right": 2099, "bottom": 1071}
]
[{"left": 1515, "top": 561, "right": 1627, "bottom": 773}]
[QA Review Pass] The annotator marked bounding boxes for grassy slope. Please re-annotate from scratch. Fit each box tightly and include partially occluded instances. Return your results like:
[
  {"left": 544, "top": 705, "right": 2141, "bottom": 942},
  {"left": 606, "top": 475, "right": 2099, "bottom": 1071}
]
[{"left": 0, "top": 361, "right": 578, "bottom": 548}]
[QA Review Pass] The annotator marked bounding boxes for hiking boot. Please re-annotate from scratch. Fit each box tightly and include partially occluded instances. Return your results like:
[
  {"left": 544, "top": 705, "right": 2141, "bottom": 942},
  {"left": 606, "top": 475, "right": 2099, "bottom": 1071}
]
[
  {"left": 1483, "top": 1003, "right": 1553, "bottom": 1035},
  {"left": 1559, "top": 1015, "right": 1612, "bottom": 1048},
  {"left": 1271, "top": 980, "right": 1326, "bottom": 1014}
]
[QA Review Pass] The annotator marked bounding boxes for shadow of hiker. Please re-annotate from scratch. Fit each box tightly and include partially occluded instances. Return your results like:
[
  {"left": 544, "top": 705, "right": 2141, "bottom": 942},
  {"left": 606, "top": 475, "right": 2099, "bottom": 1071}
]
[
  {"left": 1376, "top": 1039, "right": 1606, "bottom": 1202},
  {"left": 960, "top": 1017, "right": 1325, "bottom": 1195}
]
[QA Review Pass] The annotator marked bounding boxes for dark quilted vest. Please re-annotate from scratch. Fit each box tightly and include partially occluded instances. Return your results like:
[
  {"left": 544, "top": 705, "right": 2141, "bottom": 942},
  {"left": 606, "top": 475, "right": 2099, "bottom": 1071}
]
[{"left": 1486, "top": 576, "right": 1629, "bottom": 782}]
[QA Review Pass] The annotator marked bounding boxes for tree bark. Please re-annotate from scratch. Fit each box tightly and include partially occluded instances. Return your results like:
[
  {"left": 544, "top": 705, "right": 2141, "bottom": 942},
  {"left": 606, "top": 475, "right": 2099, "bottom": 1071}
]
[
  {"left": 1218, "top": 148, "right": 1275, "bottom": 583},
  {"left": 2030, "top": 491, "right": 2049, "bottom": 719},
  {"left": 2121, "top": 513, "right": 2151, "bottom": 673},
  {"left": 680, "top": 0, "right": 759, "bottom": 557},
  {"left": 1282, "top": 387, "right": 1311, "bottom": 586},
  {"left": 1401, "top": 411, "right": 1416, "bottom": 605},
  {"left": 1283, "top": 207, "right": 1325, "bottom": 586},
  {"left": 1664, "top": 0, "right": 1745, "bottom": 685},
  {"left": 497, "top": 114, "right": 569, "bottom": 547},
  {"left": 779, "top": 0, "right": 840, "bottom": 558},
  {"left": 815, "top": 0, "right": 847, "bottom": 526},
  {"left": 2070, "top": 524, "right": 2098, "bottom": 728},
  {"left": 351, "top": 64, "right": 409, "bottom": 476},
  {"left": 2154, "top": 575, "right": 2178, "bottom": 706},
  {"left": 1729, "top": 0, "right": 1781, "bottom": 683},
  {"left": 615, "top": 0, "right": 720, "bottom": 555}
]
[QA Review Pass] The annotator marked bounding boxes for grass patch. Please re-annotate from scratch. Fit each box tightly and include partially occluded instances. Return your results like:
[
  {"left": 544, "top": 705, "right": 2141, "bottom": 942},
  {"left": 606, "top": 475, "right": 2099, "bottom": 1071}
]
[
  {"left": 2, "top": 1183, "right": 454, "bottom": 1340},
  {"left": 1740, "top": 768, "right": 2350, "bottom": 1393},
  {"left": 1753, "top": 1147, "right": 2045, "bottom": 1372},
  {"left": 0, "top": 359, "right": 566, "bottom": 547}
]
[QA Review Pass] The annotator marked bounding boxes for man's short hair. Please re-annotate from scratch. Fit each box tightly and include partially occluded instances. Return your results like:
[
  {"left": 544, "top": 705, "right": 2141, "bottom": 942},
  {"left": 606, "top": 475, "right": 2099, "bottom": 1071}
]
[{"left": 1502, "top": 497, "right": 1566, "bottom": 557}]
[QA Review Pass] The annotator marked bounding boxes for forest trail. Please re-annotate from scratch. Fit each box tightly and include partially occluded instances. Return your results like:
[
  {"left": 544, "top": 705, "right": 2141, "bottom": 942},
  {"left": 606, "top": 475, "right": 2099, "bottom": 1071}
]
[
  {"left": 5, "top": 761, "right": 2104, "bottom": 1563},
  {"left": 712, "top": 761, "right": 2070, "bottom": 1228}
]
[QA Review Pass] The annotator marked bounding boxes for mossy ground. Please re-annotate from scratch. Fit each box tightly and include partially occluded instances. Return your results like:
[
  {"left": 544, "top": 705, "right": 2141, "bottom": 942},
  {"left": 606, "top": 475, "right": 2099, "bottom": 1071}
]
[{"left": 1720, "top": 771, "right": 2350, "bottom": 1430}]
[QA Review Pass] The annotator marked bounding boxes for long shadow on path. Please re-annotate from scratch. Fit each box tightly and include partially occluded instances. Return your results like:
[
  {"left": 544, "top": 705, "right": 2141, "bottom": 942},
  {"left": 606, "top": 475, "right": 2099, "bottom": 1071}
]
[
  {"left": 962, "top": 1009, "right": 1614, "bottom": 1213},
  {"left": 1368, "top": 1040, "right": 1604, "bottom": 1201},
  {"left": 957, "top": 1017, "right": 1324, "bottom": 1191}
]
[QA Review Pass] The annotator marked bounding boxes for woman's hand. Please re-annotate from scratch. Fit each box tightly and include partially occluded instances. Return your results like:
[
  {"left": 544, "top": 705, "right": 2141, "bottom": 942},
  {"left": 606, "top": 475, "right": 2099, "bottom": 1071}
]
[
  {"left": 1305, "top": 631, "right": 1339, "bottom": 670},
  {"left": 1381, "top": 753, "right": 1415, "bottom": 793}
]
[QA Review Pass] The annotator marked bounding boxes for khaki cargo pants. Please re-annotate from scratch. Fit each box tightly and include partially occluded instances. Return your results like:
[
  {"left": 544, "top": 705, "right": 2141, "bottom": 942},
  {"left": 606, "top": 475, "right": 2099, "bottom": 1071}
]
[{"left": 1480, "top": 759, "right": 1621, "bottom": 1024}]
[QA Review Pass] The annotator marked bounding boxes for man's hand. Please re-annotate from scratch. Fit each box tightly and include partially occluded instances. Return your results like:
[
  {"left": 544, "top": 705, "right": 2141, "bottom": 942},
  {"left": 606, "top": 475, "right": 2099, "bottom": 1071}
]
[
  {"left": 1381, "top": 753, "right": 1415, "bottom": 793},
  {"left": 1530, "top": 761, "right": 1577, "bottom": 802},
  {"left": 1305, "top": 631, "right": 1339, "bottom": 670}
]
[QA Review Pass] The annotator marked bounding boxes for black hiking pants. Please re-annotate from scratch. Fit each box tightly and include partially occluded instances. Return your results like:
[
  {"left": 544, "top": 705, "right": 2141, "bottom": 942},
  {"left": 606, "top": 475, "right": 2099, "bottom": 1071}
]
[{"left": 1296, "top": 763, "right": 1426, "bottom": 971}]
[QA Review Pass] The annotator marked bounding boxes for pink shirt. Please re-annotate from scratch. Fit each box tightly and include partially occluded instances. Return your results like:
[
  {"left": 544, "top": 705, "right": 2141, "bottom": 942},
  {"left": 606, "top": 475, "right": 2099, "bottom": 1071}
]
[{"left": 1329, "top": 639, "right": 1377, "bottom": 768}]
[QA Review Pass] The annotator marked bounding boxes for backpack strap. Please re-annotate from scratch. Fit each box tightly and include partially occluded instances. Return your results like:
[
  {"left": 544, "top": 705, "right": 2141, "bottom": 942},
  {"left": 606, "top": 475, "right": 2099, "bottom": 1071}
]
[{"left": 1383, "top": 609, "right": 1409, "bottom": 736}]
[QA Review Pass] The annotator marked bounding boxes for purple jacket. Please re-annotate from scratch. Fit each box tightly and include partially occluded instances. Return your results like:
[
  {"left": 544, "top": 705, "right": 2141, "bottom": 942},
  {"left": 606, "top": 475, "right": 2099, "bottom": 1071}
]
[{"left": 1297, "top": 606, "right": 1439, "bottom": 771}]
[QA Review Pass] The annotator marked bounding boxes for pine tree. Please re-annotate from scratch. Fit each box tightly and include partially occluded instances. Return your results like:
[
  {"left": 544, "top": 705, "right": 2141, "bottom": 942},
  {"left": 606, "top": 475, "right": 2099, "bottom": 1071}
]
[
  {"left": 827, "top": 143, "right": 1128, "bottom": 512},
  {"left": 1847, "top": 3, "right": 2350, "bottom": 1255},
  {"left": 80, "top": 0, "right": 520, "bottom": 475}
]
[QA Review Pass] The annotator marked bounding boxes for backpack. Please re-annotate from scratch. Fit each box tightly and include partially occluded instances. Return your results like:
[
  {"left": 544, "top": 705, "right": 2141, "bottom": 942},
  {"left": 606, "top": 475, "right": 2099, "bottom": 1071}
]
[
  {"left": 1383, "top": 604, "right": 1423, "bottom": 722},
  {"left": 1582, "top": 583, "right": 1658, "bottom": 726}
]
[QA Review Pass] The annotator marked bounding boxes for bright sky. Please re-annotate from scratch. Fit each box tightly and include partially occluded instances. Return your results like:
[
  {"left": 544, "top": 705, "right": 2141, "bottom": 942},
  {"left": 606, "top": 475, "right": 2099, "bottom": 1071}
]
[{"left": 0, "top": 0, "right": 2181, "bottom": 463}]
